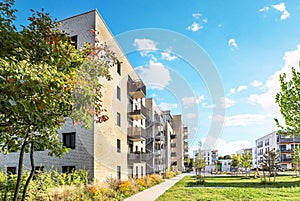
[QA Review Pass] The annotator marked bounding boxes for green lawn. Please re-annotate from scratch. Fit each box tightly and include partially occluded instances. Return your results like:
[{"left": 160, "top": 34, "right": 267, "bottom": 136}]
[{"left": 156, "top": 175, "right": 300, "bottom": 201}]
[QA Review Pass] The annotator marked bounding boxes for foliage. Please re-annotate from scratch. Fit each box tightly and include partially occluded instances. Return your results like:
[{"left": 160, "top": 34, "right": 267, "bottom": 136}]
[
  {"left": 275, "top": 63, "right": 300, "bottom": 136},
  {"left": 231, "top": 154, "right": 241, "bottom": 168},
  {"left": 292, "top": 145, "right": 300, "bottom": 177},
  {"left": 261, "top": 148, "right": 281, "bottom": 182},
  {"left": 165, "top": 170, "right": 176, "bottom": 179},
  {"left": 156, "top": 175, "right": 300, "bottom": 201},
  {"left": 240, "top": 151, "right": 252, "bottom": 177},
  {"left": 0, "top": 0, "right": 117, "bottom": 200}
]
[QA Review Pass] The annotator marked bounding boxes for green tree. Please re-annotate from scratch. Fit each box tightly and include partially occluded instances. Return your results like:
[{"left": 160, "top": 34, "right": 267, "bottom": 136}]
[
  {"left": 292, "top": 145, "right": 300, "bottom": 177},
  {"left": 275, "top": 63, "right": 300, "bottom": 136},
  {"left": 194, "top": 152, "right": 206, "bottom": 183},
  {"left": 240, "top": 151, "right": 252, "bottom": 177},
  {"left": 0, "top": 1, "right": 117, "bottom": 200},
  {"left": 261, "top": 149, "right": 280, "bottom": 182}
]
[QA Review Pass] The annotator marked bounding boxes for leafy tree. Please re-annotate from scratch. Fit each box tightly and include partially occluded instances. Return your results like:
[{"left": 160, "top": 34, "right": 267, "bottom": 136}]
[
  {"left": 275, "top": 63, "right": 300, "bottom": 136},
  {"left": 261, "top": 149, "right": 280, "bottom": 182},
  {"left": 231, "top": 154, "right": 241, "bottom": 168},
  {"left": 0, "top": 1, "right": 117, "bottom": 200},
  {"left": 194, "top": 151, "right": 206, "bottom": 183},
  {"left": 224, "top": 154, "right": 232, "bottom": 160},
  {"left": 292, "top": 145, "right": 300, "bottom": 177},
  {"left": 240, "top": 151, "right": 252, "bottom": 177}
]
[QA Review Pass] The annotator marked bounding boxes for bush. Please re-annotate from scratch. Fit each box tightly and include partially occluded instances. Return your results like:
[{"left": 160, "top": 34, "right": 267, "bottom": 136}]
[{"left": 165, "top": 170, "right": 176, "bottom": 179}]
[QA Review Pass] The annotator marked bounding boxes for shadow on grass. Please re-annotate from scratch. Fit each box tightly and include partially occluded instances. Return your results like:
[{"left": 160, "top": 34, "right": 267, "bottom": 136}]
[{"left": 186, "top": 175, "right": 300, "bottom": 189}]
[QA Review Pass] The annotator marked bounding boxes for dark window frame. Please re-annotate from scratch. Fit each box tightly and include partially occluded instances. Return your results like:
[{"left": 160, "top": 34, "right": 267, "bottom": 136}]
[
  {"left": 117, "top": 112, "right": 121, "bottom": 127},
  {"left": 117, "top": 166, "right": 121, "bottom": 180},
  {"left": 117, "top": 139, "right": 121, "bottom": 153},
  {"left": 63, "top": 132, "right": 76, "bottom": 149},
  {"left": 117, "top": 86, "right": 121, "bottom": 101}
]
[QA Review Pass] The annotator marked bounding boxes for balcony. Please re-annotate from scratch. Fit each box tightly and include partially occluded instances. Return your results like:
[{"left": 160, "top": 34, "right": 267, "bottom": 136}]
[
  {"left": 128, "top": 153, "right": 146, "bottom": 163},
  {"left": 280, "top": 158, "right": 292, "bottom": 163},
  {"left": 128, "top": 127, "right": 147, "bottom": 141},
  {"left": 128, "top": 78, "right": 146, "bottom": 99},
  {"left": 279, "top": 149, "right": 293, "bottom": 153},
  {"left": 278, "top": 137, "right": 300, "bottom": 143},
  {"left": 128, "top": 104, "right": 148, "bottom": 120}
]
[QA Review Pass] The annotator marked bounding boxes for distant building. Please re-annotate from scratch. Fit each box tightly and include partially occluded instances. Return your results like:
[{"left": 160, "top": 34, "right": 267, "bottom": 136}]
[{"left": 236, "top": 147, "right": 256, "bottom": 168}]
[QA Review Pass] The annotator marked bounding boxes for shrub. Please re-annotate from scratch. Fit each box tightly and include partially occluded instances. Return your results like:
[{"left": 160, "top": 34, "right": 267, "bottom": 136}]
[{"left": 165, "top": 170, "right": 176, "bottom": 179}]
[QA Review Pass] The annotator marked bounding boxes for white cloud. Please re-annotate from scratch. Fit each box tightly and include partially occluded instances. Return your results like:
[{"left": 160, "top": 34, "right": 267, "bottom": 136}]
[
  {"left": 215, "top": 139, "right": 252, "bottom": 156},
  {"left": 136, "top": 60, "right": 171, "bottom": 90},
  {"left": 202, "top": 102, "right": 216, "bottom": 109},
  {"left": 133, "top": 38, "right": 157, "bottom": 56},
  {"left": 247, "top": 45, "right": 300, "bottom": 114},
  {"left": 186, "top": 113, "right": 196, "bottom": 119},
  {"left": 202, "top": 17, "right": 208, "bottom": 24},
  {"left": 212, "top": 114, "right": 266, "bottom": 127},
  {"left": 161, "top": 49, "right": 178, "bottom": 61},
  {"left": 272, "top": 2, "right": 290, "bottom": 20},
  {"left": 229, "top": 88, "right": 236, "bottom": 95},
  {"left": 221, "top": 97, "right": 235, "bottom": 108},
  {"left": 192, "top": 13, "right": 202, "bottom": 19},
  {"left": 158, "top": 102, "right": 178, "bottom": 110},
  {"left": 187, "top": 22, "right": 203, "bottom": 32},
  {"left": 250, "top": 80, "right": 263, "bottom": 87},
  {"left": 228, "top": 38, "right": 238, "bottom": 49},
  {"left": 237, "top": 85, "right": 248, "bottom": 92},
  {"left": 181, "top": 95, "right": 204, "bottom": 107},
  {"left": 259, "top": 6, "right": 269, "bottom": 12}
]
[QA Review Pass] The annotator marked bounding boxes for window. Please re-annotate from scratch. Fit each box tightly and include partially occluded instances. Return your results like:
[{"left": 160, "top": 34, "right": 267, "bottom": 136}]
[
  {"left": 62, "top": 166, "right": 75, "bottom": 173},
  {"left": 136, "top": 166, "right": 138, "bottom": 178},
  {"left": 7, "top": 167, "right": 16, "bottom": 175},
  {"left": 117, "top": 62, "right": 121, "bottom": 75},
  {"left": 35, "top": 166, "right": 44, "bottom": 173},
  {"left": 70, "top": 35, "right": 78, "bottom": 49},
  {"left": 117, "top": 86, "right": 121, "bottom": 101},
  {"left": 117, "top": 166, "right": 121, "bottom": 180},
  {"left": 171, "top": 143, "right": 176, "bottom": 148},
  {"left": 117, "top": 139, "right": 121, "bottom": 153},
  {"left": 141, "top": 148, "right": 143, "bottom": 153},
  {"left": 117, "top": 112, "right": 121, "bottom": 126},
  {"left": 63, "top": 132, "right": 76, "bottom": 149},
  {"left": 171, "top": 152, "right": 177, "bottom": 157},
  {"left": 141, "top": 166, "right": 144, "bottom": 177}
]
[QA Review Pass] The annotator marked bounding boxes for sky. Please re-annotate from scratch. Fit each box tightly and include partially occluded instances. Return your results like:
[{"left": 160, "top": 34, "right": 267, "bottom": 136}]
[{"left": 11, "top": 0, "right": 300, "bottom": 156}]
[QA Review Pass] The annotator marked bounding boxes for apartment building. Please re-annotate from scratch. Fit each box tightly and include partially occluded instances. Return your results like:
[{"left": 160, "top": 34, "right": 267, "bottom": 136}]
[
  {"left": 255, "top": 131, "right": 300, "bottom": 169},
  {"left": 0, "top": 10, "right": 189, "bottom": 181},
  {"left": 236, "top": 147, "right": 256, "bottom": 168},
  {"left": 194, "top": 149, "right": 218, "bottom": 172}
]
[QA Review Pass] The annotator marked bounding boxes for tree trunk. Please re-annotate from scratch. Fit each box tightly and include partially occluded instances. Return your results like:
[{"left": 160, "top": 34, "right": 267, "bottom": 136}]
[
  {"left": 21, "top": 142, "right": 35, "bottom": 201},
  {"left": 13, "top": 139, "right": 28, "bottom": 201}
]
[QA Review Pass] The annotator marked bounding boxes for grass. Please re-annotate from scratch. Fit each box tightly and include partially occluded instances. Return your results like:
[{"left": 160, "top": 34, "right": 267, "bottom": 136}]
[{"left": 156, "top": 175, "right": 300, "bottom": 201}]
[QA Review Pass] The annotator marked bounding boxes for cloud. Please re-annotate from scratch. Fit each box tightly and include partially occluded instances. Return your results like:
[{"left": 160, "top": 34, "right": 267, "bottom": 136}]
[
  {"left": 228, "top": 38, "right": 238, "bottom": 49},
  {"left": 158, "top": 102, "right": 178, "bottom": 110},
  {"left": 273, "top": 2, "right": 290, "bottom": 20},
  {"left": 259, "top": 6, "right": 269, "bottom": 12},
  {"left": 136, "top": 60, "right": 171, "bottom": 90},
  {"left": 221, "top": 97, "right": 235, "bottom": 108},
  {"left": 247, "top": 45, "right": 300, "bottom": 114},
  {"left": 215, "top": 139, "right": 252, "bottom": 156},
  {"left": 237, "top": 85, "right": 248, "bottom": 92},
  {"left": 187, "top": 22, "right": 203, "bottom": 32},
  {"left": 161, "top": 49, "right": 178, "bottom": 61},
  {"left": 229, "top": 88, "right": 236, "bottom": 95},
  {"left": 181, "top": 95, "right": 204, "bottom": 107},
  {"left": 186, "top": 113, "right": 196, "bottom": 119},
  {"left": 202, "top": 102, "right": 216, "bottom": 109},
  {"left": 133, "top": 38, "right": 157, "bottom": 56},
  {"left": 250, "top": 80, "right": 263, "bottom": 87},
  {"left": 192, "top": 13, "right": 202, "bottom": 19},
  {"left": 202, "top": 17, "right": 208, "bottom": 24},
  {"left": 212, "top": 114, "right": 267, "bottom": 127}
]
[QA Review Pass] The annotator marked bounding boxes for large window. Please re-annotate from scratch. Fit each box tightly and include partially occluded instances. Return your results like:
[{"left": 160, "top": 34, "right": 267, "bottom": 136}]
[
  {"left": 171, "top": 143, "right": 176, "bottom": 148},
  {"left": 171, "top": 152, "right": 177, "bottom": 157},
  {"left": 117, "top": 139, "right": 121, "bottom": 153},
  {"left": 117, "top": 62, "right": 121, "bottom": 75},
  {"left": 63, "top": 132, "right": 76, "bottom": 149},
  {"left": 70, "top": 35, "right": 78, "bottom": 49},
  {"left": 7, "top": 167, "right": 16, "bottom": 175}
]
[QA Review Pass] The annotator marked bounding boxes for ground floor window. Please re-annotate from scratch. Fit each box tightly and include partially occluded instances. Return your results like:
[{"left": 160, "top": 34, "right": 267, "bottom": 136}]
[
  {"left": 117, "top": 166, "right": 121, "bottom": 180},
  {"left": 62, "top": 166, "right": 75, "bottom": 173}
]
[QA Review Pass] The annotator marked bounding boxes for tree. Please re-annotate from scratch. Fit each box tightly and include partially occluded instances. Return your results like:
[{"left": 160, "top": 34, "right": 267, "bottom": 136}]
[
  {"left": 0, "top": 1, "right": 117, "bottom": 200},
  {"left": 224, "top": 154, "right": 232, "bottom": 160},
  {"left": 275, "top": 63, "right": 300, "bottom": 137},
  {"left": 261, "top": 149, "right": 280, "bottom": 182},
  {"left": 194, "top": 152, "right": 206, "bottom": 184},
  {"left": 239, "top": 151, "right": 252, "bottom": 177},
  {"left": 292, "top": 145, "right": 300, "bottom": 177}
]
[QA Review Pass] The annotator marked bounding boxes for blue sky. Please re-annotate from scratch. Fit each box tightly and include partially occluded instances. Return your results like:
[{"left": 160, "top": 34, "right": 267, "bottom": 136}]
[{"left": 12, "top": 0, "right": 300, "bottom": 155}]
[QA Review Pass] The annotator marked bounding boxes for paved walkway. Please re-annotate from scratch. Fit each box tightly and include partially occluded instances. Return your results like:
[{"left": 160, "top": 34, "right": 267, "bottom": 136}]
[{"left": 124, "top": 173, "right": 187, "bottom": 201}]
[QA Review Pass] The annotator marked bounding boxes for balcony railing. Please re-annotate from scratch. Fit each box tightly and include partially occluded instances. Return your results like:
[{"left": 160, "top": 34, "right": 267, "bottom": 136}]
[
  {"left": 280, "top": 158, "right": 292, "bottom": 163},
  {"left": 128, "top": 78, "right": 146, "bottom": 99},
  {"left": 279, "top": 149, "right": 293, "bottom": 153},
  {"left": 128, "top": 152, "right": 146, "bottom": 163},
  {"left": 128, "top": 104, "right": 148, "bottom": 120},
  {"left": 128, "top": 127, "right": 147, "bottom": 140},
  {"left": 278, "top": 138, "right": 300, "bottom": 143}
]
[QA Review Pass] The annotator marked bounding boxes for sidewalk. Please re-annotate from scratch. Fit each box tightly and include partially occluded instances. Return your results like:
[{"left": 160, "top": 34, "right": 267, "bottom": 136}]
[{"left": 124, "top": 173, "right": 186, "bottom": 201}]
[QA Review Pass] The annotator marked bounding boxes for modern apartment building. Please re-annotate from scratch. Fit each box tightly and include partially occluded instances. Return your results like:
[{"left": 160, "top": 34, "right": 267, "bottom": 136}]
[
  {"left": 236, "top": 147, "right": 256, "bottom": 168},
  {"left": 194, "top": 149, "right": 218, "bottom": 172},
  {"left": 255, "top": 131, "right": 300, "bottom": 169},
  {"left": 0, "top": 10, "right": 189, "bottom": 181}
]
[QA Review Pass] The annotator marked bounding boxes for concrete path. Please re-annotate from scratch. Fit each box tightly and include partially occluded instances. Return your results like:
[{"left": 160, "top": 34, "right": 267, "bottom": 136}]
[{"left": 124, "top": 173, "right": 186, "bottom": 201}]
